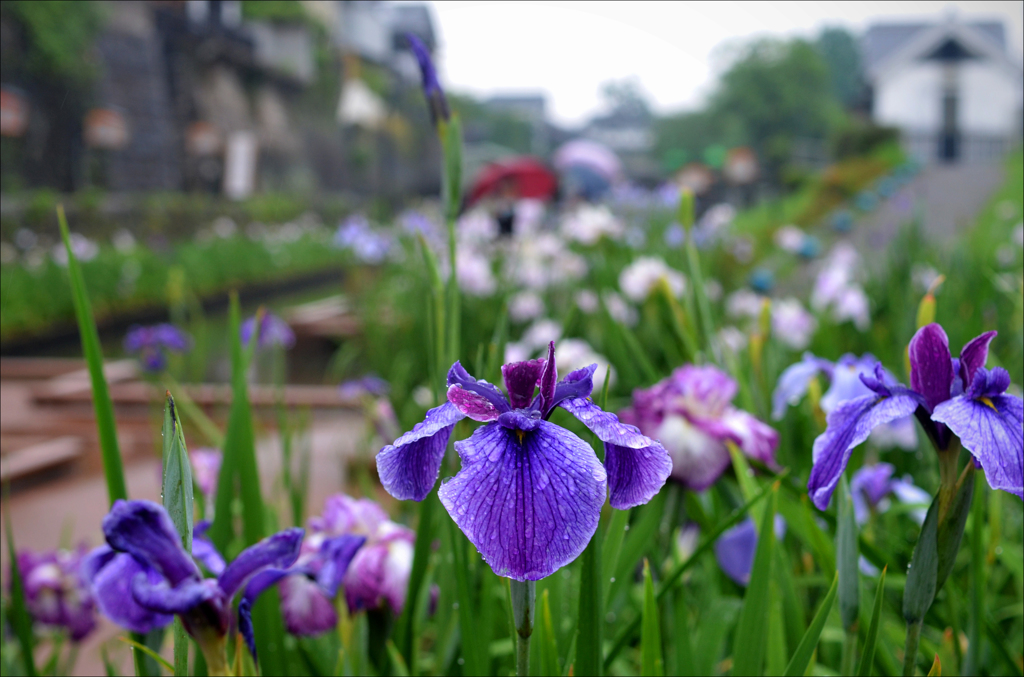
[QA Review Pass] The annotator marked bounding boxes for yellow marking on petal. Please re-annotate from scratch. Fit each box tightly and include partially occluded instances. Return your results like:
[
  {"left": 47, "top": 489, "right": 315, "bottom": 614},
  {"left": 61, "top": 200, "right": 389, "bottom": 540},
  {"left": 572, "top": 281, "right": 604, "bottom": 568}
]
[
  {"left": 979, "top": 397, "right": 997, "bottom": 411},
  {"left": 516, "top": 430, "right": 526, "bottom": 444}
]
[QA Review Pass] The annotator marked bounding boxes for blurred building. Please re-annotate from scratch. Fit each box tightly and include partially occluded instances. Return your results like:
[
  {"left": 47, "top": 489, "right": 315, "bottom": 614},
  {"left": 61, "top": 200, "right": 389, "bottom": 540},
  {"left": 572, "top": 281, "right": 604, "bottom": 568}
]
[
  {"left": 0, "top": 0, "right": 441, "bottom": 197},
  {"left": 862, "top": 14, "right": 1024, "bottom": 164}
]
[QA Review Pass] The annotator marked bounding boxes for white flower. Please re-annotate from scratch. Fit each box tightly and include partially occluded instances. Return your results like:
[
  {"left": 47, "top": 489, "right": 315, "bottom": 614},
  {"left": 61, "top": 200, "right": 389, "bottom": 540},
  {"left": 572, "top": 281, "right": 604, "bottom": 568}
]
[
  {"left": 726, "top": 289, "right": 765, "bottom": 320},
  {"left": 774, "top": 225, "right": 805, "bottom": 253},
  {"left": 522, "top": 319, "right": 563, "bottom": 351},
  {"left": 456, "top": 247, "right": 497, "bottom": 297},
  {"left": 717, "top": 326, "right": 748, "bottom": 354},
  {"left": 771, "top": 298, "right": 817, "bottom": 350},
  {"left": 555, "top": 338, "right": 614, "bottom": 391},
  {"left": 603, "top": 291, "right": 638, "bottom": 327},
  {"left": 509, "top": 291, "right": 545, "bottom": 322},
  {"left": 51, "top": 234, "right": 99, "bottom": 266},
  {"left": 560, "top": 205, "right": 624, "bottom": 245},
  {"left": 619, "top": 256, "right": 686, "bottom": 302},
  {"left": 504, "top": 341, "right": 531, "bottom": 365},
  {"left": 457, "top": 209, "right": 497, "bottom": 244},
  {"left": 112, "top": 229, "right": 136, "bottom": 252},
  {"left": 911, "top": 264, "right": 942, "bottom": 293},
  {"left": 832, "top": 285, "right": 870, "bottom": 331},
  {"left": 575, "top": 289, "right": 600, "bottom": 314},
  {"left": 212, "top": 216, "right": 237, "bottom": 239},
  {"left": 413, "top": 386, "right": 434, "bottom": 408}
]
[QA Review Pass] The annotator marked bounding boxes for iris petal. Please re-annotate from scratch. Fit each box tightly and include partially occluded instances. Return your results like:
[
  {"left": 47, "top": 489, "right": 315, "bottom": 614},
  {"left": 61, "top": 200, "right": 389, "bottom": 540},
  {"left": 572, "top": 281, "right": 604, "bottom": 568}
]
[
  {"left": 908, "top": 324, "right": 953, "bottom": 411},
  {"left": 502, "top": 359, "right": 545, "bottom": 408},
  {"left": 560, "top": 397, "right": 671, "bottom": 508},
  {"left": 447, "top": 385, "right": 501, "bottom": 421},
  {"left": 218, "top": 528, "right": 304, "bottom": 599},
  {"left": 85, "top": 548, "right": 173, "bottom": 633},
  {"left": 101, "top": 500, "right": 199, "bottom": 586},
  {"left": 548, "top": 364, "right": 598, "bottom": 413},
  {"left": 771, "top": 354, "right": 825, "bottom": 420},
  {"left": 932, "top": 394, "right": 1023, "bottom": 499},
  {"left": 438, "top": 421, "right": 606, "bottom": 580},
  {"left": 279, "top": 575, "right": 338, "bottom": 636},
  {"left": 808, "top": 390, "right": 921, "bottom": 510},
  {"left": 377, "top": 401, "right": 464, "bottom": 501},
  {"left": 131, "top": 575, "right": 218, "bottom": 614},
  {"left": 316, "top": 535, "right": 366, "bottom": 597},
  {"left": 958, "top": 331, "right": 997, "bottom": 390}
]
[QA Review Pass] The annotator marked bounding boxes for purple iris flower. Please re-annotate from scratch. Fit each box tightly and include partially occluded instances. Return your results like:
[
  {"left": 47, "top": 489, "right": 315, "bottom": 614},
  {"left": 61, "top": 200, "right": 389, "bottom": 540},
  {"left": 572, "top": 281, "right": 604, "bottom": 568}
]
[
  {"left": 190, "top": 448, "right": 222, "bottom": 500},
  {"left": 773, "top": 352, "right": 919, "bottom": 449},
  {"left": 376, "top": 342, "right": 671, "bottom": 581},
  {"left": 808, "top": 324, "right": 1023, "bottom": 510},
  {"left": 124, "top": 323, "right": 191, "bottom": 373},
  {"left": 240, "top": 312, "right": 296, "bottom": 350},
  {"left": 405, "top": 33, "right": 449, "bottom": 126},
  {"left": 619, "top": 364, "right": 779, "bottom": 491},
  {"left": 850, "top": 463, "right": 930, "bottom": 525},
  {"left": 82, "top": 500, "right": 304, "bottom": 667},
  {"left": 277, "top": 494, "right": 409, "bottom": 635},
  {"left": 714, "top": 515, "right": 786, "bottom": 586},
  {"left": 14, "top": 546, "right": 96, "bottom": 640}
]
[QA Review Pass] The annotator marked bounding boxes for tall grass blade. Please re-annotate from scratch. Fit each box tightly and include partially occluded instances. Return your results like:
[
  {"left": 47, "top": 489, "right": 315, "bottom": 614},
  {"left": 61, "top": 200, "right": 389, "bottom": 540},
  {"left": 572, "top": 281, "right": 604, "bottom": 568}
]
[
  {"left": 576, "top": 528, "right": 603, "bottom": 676},
  {"left": 964, "top": 472, "right": 986, "bottom": 675},
  {"left": 162, "top": 394, "right": 194, "bottom": 677},
  {"left": 782, "top": 573, "right": 839, "bottom": 677},
  {"left": 837, "top": 477, "right": 860, "bottom": 675},
  {"left": 395, "top": 491, "right": 437, "bottom": 674},
  {"left": 446, "top": 517, "right": 484, "bottom": 676},
  {"left": 538, "top": 589, "right": 560, "bottom": 677},
  {"left": 641, "top": 560, "right": 664, "bottom": 677},
  {"left": 58, "top": 205, "right": 126, "bottom": 504},
  {"left": 857, "top": 566, "right": 888, "bottom": 676},
  {"left": 731, "top": 486, "right": 778, "bottom": 676},
  {"left": 602, "top": 509, "right": 630, "bottom": 608},
  {"left": 118, "top": 636, "right": 175, "bottom": 673},
  {"left": 604, "top": 474, "right": 783, "bottom": 669},
  {"left": 4, "top": 509, "right": 36, "bottom": 677}
]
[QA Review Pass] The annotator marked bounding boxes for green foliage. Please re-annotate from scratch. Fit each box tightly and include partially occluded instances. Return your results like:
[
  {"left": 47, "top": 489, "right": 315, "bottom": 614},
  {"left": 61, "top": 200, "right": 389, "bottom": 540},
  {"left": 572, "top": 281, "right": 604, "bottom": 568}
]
[
  {"left": 240, "top": 0, "right": 307, "bottom": 23},
  {"left": 815, "top": 27, "right": 863, "bottom": 108},
  {"left": 1, "top": 0, "right": 102, "bottom": 84}
]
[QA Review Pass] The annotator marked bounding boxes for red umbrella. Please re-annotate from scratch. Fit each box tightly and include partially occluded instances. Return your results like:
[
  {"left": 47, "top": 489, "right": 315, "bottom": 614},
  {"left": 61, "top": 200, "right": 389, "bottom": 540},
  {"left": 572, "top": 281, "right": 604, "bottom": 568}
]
[{"left": 466, "top": 156, "right": 557, "bottom": 206}]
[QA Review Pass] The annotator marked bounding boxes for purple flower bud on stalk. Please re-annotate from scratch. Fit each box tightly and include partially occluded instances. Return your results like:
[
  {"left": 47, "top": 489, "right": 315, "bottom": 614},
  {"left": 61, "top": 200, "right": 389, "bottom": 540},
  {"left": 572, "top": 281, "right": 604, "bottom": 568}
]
[
  {"left": 124, "top": 323, "right": 191, "bottom": 373},
  {"left": 849, "top": 463, "right": 930, "bottom": 525},
  {"left": 619, "top": 364, "right": 778, "bottom": 492},
  {"left": 240, "top": 312, "right": 295, "bottom": 350},
  {"left": 406, "top": 33, "right": 450, "bottom": 127},
  {"left": 13, "top": 546, "right": 97, "bottom": 641},
  {"left": 805, "top": 325, "right": 1022, "bottom": 510},
  {"left": 376, "top": 342, "right": 672, "bottom": 581},
  {"left": 82, "top": 500, "right": 304, "bottom": 669}
]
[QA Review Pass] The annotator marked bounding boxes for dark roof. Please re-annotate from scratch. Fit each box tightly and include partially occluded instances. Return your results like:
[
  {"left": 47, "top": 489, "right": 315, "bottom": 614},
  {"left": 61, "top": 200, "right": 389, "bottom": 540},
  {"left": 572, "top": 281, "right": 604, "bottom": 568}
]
[{"left": 861, "top": 20, "right": 1006, "bottom": 72}]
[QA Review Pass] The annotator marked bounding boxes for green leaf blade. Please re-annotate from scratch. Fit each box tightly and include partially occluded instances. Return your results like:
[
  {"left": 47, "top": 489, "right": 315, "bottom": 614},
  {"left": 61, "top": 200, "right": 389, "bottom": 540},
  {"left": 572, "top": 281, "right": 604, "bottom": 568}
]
[
  {"left": 783, "top": 573, "right": 840, "bottom": 677},
  {"left": 857, "top": 566, "right": 888, "bottom": 676},
  {"left": 730, "top": 486, "right": 778, "bottom": 676},
  {"left": 641, "top": 559, "right": 664, "bottom": 677},
  {"left": 577, "top": 528, "right": 603, "bottom": 676}
]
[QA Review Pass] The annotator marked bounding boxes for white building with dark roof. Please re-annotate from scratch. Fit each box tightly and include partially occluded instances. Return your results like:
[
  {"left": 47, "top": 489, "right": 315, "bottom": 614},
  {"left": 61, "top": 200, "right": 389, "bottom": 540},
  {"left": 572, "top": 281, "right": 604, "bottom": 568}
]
[{"left": 862, "top": 15, "right": 1023, "bottom": 164}]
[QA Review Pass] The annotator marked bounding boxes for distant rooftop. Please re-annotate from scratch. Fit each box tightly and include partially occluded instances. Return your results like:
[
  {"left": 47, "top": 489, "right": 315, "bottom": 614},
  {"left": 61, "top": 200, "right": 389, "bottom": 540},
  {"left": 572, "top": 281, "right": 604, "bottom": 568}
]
[{"left": 862, "top": 20, "right": 1007, "bottom": 73}]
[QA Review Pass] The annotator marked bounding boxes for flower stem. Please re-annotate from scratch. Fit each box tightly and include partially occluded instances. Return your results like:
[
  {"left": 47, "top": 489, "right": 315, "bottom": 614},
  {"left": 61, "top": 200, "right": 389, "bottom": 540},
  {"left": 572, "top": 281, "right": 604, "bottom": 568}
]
[
  {"left": 903, "top": 619, "right": 923, "bottom": 676},
  {"left": 511, "top": 579, "right": 536, "bottom": 677}
]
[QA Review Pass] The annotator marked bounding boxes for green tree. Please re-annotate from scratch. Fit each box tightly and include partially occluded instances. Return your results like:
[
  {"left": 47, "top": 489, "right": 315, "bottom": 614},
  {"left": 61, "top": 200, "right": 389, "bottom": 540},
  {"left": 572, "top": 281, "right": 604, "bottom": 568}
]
[{"left": 816, "top": 27, "right": 863, "bottom": 109}]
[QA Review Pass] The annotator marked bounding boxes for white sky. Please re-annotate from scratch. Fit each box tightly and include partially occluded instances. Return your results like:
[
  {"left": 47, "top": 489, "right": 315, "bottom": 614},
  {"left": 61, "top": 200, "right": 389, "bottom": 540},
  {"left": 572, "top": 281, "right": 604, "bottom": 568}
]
[{"left": 422, "top": 1, "right": 1024, "bottom": 126}]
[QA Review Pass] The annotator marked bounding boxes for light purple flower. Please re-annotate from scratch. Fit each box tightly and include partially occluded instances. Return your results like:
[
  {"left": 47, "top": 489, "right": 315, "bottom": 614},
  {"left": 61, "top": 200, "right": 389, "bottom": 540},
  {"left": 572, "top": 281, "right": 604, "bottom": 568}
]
[
  {"left": 124, "top": 323, "right": 191, "bottom": 373},
  {"left": 278, "top": 495, "right": 407, "bottom": 634},
  {"left": 808, "top": 325, "right": 1022, "bottom": 510},
  {"left": 14, "top": 546, "right": 96, "bottom": 640},
  {"left": 772, "top": 352, "right": 918, "bottom": 453},
  {"left": 376, "top": 342, "right": 671, "bottom": 580},
  {"left": 619, "top": 365, "right": 779, "bottom": 491},
  {"left": 240, "top": 312, "right": 295, "bottom": 350},
  {"left": 850, "top": 463, "right": 930, "bottom": 525},
  {"left": 83, "top": 500, "right": 305, "bottom": 666},
  {"left": 189, "top": 448, "right": 222, "bottom": 498},
  {"left": 714, "top": 515, "right": 786, "bottom": 586}
]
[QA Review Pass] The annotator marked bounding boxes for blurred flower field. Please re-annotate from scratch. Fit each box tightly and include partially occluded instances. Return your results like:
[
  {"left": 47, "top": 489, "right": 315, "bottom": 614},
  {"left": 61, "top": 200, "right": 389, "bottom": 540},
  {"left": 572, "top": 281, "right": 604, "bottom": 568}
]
[{"left": 2, "top": 45, "right": 1022, "bottom": 677}]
